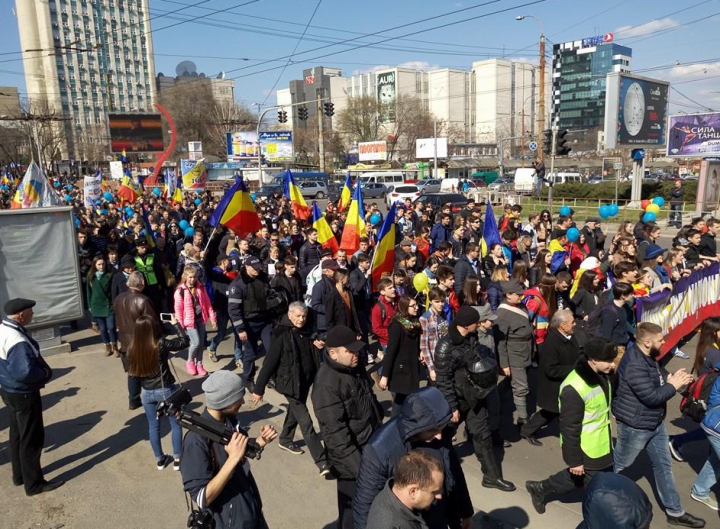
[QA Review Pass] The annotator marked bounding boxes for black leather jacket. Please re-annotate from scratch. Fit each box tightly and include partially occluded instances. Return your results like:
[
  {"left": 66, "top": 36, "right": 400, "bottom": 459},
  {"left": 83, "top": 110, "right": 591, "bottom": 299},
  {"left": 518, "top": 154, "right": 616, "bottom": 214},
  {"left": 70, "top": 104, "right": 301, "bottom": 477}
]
[{"left": 434, "top": 324, "right": 482, "bottom": 412}]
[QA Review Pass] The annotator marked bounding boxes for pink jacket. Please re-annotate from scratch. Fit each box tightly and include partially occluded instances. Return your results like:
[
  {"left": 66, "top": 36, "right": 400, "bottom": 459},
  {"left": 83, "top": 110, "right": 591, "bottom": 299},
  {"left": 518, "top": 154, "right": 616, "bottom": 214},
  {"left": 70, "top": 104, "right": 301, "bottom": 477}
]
[{"left": 174, "top": 283, "right": 217, "bottom": 329}]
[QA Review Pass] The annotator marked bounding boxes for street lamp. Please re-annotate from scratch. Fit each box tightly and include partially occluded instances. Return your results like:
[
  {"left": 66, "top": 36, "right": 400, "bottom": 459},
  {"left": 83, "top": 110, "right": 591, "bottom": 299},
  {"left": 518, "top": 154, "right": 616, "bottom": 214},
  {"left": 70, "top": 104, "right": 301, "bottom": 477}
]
[{"left": 516, "top": 14, "right": 546, "bottom": 160}]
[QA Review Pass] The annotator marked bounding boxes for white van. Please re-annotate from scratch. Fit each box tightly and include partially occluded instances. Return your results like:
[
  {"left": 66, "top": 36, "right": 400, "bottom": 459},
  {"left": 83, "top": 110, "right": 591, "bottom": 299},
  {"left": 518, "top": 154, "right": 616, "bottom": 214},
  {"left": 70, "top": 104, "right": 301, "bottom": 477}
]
[
  {"left": 514, "top": 168, "right": 536, "bottom": 194},
  {"left": 358, "top": 171, "right": 406, "bottom": 185},
  {"left": 548, "top": 172, "right": 583, "bottom": 185}
]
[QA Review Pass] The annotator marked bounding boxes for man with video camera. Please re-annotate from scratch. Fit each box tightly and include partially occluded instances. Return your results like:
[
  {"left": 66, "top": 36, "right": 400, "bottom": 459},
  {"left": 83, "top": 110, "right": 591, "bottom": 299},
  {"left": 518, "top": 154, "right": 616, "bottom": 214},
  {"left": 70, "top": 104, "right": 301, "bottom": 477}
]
[{"left": 181, "top": 370, "right": 278, "bottom": 529}]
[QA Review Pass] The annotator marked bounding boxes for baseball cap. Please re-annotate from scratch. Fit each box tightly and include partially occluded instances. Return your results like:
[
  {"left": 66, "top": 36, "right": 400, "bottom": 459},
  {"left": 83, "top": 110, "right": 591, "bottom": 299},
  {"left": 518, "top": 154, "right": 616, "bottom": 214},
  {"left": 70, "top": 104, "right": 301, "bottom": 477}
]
[
  {"left": 326, "top": 326, "right": 365, "bottom": 352},
  {"left": 245, "top": 256, "right": 263, "bottom": 271},
  {"left": 321, "top": 260, "right": 339, "bottom": 271}
]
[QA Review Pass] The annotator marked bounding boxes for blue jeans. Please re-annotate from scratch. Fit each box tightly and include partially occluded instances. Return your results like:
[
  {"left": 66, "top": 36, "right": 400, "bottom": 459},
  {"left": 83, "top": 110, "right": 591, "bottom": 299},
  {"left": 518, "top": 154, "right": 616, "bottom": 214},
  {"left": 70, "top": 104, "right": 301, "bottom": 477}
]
[
  {"left": 614, "top": 421, "right": 684, "bottom": 516},
  {"left": 186, "top": 320, "right": 207, "bottom": 364},
  {"left": 209, "top": 311, "right": 242, "bottom": 360},
  {"left": 669, "top": 203, "right": 682, "bottom": 227},
  {"left": 141, "top": 386, "right": 183, "bottom": 460},
  {"left": 95, "top": 314, "right": 117, "bottom": 344},
  {"left": 692, "top": 432, "right": 720, "bottom": 498}
]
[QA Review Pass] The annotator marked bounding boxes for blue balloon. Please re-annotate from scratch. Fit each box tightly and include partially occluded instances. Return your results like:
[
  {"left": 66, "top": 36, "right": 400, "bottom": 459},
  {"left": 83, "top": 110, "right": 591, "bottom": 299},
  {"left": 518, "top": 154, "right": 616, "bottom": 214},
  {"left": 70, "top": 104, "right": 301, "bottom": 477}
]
[
  {"left": 643, "top": 211, "right": 657, "bottom": 223},
  {"left": 599, "top": 205, "right": 611, "bottom": 219},
  {"left": 66, "top": 185, "right": 73, "bottom": 191},
  {"left": 652, "top": 196, "right": 665, "bottom": 207},
  {"left": 178, "top": 220, "right": 189, "bottom": 230},
  {"left": 152, "top": 187, "right": 162, "bottom": 196},
  {"left": 370, "top": 213, "right": 382, "bottom": 226},
  {"left": 609, "top": 204, "right": 619, "bottom": 217},
  {"left": 184, "top": 226, "right": 195, "bottom": 237},
  {"left": 250, "top": 193, "right": 257, "bottom": 202},
  {"left": 125, "top": 206, "right": 134, "bottom": 216},
  {"left": 53, "top": 181, "right": 61, "bottom": 188},
  {"left": 559, "top": 205, "right": 571, "bottom": 217},
  {"left": 64, "top": 194, "right": 72, "bottom": 202},
  {"left": 566, "top": 227, "right": 580, "bottom": 243},
  {"left": 100, "top": 209, "right": 108, "bottom": 216},
  {"left": 0, "top": 185, "right": 7, "bottom": 191},
  {"left": 103, "top": 191, "right": 113, "bottom": 201},
  {"left": 194, "top": 198, "right": 202, "bottom": 206},
  {"left": 74, "top": 218, "right": 81, "bottom": 227}
]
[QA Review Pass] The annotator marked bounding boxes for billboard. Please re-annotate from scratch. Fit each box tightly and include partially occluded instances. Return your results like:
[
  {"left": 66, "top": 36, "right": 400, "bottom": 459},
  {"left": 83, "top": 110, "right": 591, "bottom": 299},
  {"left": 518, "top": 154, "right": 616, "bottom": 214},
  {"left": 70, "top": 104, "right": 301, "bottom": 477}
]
[
  {"left": 108, "top": 113, "right": 164, "bottom": 153},
  {"left": 667, "top": 113, "right": 720, "bottom": 157},
  {"left": 227, "top": 131, "right": 260, "bottom": 161},
  {"left": 377, "top": 70, "right": 397, "bottom": 122},
  {"left": 260, "top": 131, "right": 293, "bottom": 162},
  {"left": 358, "top": 141, "right": 388, "bottom": 162},
  {"left": 604, "top": 73, "right": 670, "bottom": 149},
  {"left": 416, "top": 137, "right": 448, "bottom": 159}
]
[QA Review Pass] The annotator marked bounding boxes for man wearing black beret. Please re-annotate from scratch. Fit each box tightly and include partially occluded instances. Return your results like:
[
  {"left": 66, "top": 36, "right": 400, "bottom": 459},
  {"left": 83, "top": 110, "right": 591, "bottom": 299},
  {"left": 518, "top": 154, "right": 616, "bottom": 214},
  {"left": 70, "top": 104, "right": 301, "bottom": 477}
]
[{"left": 0, "top": 298, "right": 64, "bottom": 495}]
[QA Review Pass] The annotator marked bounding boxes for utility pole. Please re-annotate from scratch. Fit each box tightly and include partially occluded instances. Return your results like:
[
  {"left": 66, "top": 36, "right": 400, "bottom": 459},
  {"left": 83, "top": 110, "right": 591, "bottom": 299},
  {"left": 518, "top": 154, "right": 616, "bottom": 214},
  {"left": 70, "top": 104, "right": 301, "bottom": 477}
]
[
  {"left": 547, "top": 126, "right": 557, "bottom": 208},
  {"left": 433, "top": 117, "right": 438, "bottom": 178},
  {"left": 538, "top": 33, "right": 546, "bottom": 159},
  {"left": 0, "top": 114, "right": 70, "bottom": 172},
  {"left": 317, "top": 91, "right": 325, "bottom": 173}
]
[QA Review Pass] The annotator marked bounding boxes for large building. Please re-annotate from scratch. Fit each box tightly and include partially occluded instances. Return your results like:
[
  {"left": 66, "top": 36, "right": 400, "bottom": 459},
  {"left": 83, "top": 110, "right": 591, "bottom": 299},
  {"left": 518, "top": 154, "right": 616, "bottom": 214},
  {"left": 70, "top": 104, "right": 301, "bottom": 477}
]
[
  {"left": 551, "top": 35, "right": 632, "bottom": 130},
  {"left": 15, "top": 0, "right": 157, "bottom": 159},
  {"left": 0, "top": 87, "right": 21, "bottom": 117},
  {"left": 156, "top": 62, "right": 235, "bottom": 107},
  {"left": 277, "top": 66, "right": 347, "bottom": 131}
]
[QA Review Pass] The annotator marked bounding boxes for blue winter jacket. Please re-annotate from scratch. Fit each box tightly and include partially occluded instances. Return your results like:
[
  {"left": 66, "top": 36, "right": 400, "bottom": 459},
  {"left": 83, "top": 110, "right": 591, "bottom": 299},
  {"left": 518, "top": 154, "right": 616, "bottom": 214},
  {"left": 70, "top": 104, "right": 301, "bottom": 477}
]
[
  {"left": 612, "top": 341, "right": 676, "bottom": 431},
  {"left": 701, "top": 361, "right": 720, "bottom": 440},
  {"left": 576, "top": 472, "right": 653, "bottom": 529},
  {"left": 0, "top": 319, "right": 52, "bottom": 394},
  {"left": 353, "top": 387, "right": 473, "bottom": 529}
]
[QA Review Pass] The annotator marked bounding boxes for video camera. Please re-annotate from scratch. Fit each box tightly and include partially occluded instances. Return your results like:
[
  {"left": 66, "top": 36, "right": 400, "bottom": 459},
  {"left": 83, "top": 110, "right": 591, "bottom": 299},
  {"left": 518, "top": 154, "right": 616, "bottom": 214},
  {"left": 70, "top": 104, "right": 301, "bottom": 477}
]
[{"left": 157, "top": 388, "right": 263, "bottom": 459}]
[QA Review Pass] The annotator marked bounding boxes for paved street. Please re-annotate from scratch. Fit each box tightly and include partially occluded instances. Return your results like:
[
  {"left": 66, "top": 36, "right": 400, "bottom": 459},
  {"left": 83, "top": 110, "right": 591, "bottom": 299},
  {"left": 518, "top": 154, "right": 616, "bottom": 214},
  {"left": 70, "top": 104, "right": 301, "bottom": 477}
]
[{"left": 0, "top": 313, "right": 716, "bottom": 529}]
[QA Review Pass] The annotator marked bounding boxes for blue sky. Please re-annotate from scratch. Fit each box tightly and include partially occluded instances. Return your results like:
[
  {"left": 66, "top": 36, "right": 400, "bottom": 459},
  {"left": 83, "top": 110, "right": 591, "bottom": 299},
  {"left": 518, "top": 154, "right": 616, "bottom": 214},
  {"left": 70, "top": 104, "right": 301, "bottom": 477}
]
[{"left": 1, "top": 0, "right": 720, "bottom": 113}]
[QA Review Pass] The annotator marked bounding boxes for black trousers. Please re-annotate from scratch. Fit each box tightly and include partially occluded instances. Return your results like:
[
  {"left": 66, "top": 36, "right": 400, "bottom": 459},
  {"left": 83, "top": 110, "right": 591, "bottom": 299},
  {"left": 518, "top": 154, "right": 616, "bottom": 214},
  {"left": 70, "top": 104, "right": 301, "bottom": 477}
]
[
  {"left": 337, "top": 478, "right": 356, "bottom": 529},
  {"left": 1, "top": 389, "right": 46, "bottom": 494},
  {"left": 521, "top": 409, "right": 559, "bottom": 438},
  {"left": 547, "top": 467, "right": 607, "bottom": 495},
  {"left": 128, "top": 374, "right": 141, "bottom": 407},
  {"left": 280, "top": 392, "right": 326, "bottom": 467}
]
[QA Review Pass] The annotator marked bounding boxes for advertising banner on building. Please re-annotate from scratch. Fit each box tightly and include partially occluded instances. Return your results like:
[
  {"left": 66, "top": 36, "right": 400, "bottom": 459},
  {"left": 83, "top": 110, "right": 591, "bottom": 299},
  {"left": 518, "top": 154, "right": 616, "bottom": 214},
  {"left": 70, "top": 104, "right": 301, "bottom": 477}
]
[
  {"left": 180, "top": 159, "right": 207, "bottom": 189},
  {"left": 260, "top": 131, "right": 293, "bottom": 162},
  {"left": 667, "top": 113, "right": 720, "bottom": 157},
  {"left": 377, "top": 70, "right": 397, "bottom": 122},
  {"left": 604, "top": 73, "right": 670, "bottom": 149},
  {"left": 227, "top": 131, "right": 260, "bottom": 161},
  {"left": 416, "top": 138, "right": 448, "bottom": 159},
  {"left": 108, "top": 113, "right": 165, "bottom": 153},
  {"left": 358, "top": 141, "right": 388, "bottom": 162}
]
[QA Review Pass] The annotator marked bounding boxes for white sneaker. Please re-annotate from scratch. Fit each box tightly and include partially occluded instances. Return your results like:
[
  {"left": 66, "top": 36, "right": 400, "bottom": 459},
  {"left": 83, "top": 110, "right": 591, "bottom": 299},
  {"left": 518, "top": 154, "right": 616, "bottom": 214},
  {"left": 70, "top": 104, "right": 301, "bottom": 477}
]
[
  {"left": 691, "top": 492, "right": 719, "bottom": 511},
  {"left": 367, "top": 354, "right": 375, "bottom": 365},
  {"left": 673, "top": 348, "right": 690, "bottom": 359}
]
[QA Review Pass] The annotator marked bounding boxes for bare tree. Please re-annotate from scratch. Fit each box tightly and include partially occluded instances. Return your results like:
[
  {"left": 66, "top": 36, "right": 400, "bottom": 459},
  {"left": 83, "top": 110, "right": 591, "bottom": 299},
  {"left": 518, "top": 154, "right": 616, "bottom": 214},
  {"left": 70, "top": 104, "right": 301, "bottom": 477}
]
[
  {"left": 12, "top": 98, "right": 67, "bottom": 169},
  {"left": 384, "top": 95, "right": 436, "bottom": 162},
  {"left": 335, "top": 95, "right": 382, "bottom": 144},
  {"left": 0, "top": 124, "right": 30, "bottom": 167},
  {"left": 207, "top": 100, "right": 256, "bottom": 158}
]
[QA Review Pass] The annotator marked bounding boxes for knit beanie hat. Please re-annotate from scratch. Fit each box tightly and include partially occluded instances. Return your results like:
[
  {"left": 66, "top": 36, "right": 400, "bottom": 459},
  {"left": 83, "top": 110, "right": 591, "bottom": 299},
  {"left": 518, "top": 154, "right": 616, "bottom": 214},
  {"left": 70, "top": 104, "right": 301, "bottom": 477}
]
[{"left": 202, "top": 371, "right": 246, "bottom": 409}]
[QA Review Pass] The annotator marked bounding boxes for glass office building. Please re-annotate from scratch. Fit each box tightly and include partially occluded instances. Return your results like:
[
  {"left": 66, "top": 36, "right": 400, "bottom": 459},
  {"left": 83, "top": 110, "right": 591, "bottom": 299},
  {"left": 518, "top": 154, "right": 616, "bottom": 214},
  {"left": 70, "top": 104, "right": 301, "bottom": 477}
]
[{"left": 551, "top": 39, "right": 632, "bottom": 130}]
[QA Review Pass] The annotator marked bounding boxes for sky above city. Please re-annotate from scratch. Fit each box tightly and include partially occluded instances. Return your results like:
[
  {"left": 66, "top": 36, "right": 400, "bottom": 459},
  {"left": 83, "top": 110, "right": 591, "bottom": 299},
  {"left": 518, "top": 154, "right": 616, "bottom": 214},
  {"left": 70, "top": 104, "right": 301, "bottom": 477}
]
[{"left": 1, "top": 0, "right": 719, "bottom": 114}]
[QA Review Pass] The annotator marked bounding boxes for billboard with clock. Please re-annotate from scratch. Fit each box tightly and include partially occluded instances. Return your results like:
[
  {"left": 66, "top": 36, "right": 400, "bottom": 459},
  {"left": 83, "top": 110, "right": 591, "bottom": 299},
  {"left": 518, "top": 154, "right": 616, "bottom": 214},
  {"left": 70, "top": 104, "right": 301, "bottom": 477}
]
[{"left": 604, "top": 73, "right": 670, "bottom": 149}]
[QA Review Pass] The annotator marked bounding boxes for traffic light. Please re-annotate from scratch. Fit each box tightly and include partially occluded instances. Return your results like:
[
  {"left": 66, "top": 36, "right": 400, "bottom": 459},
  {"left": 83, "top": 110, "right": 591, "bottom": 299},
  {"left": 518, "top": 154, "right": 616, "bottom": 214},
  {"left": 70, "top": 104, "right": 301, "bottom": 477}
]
[
  {"left": 278, "top": 110, "right": 287, "bottom": 123},
  {"left": 323, "top": 102, "right": 334, "bottom": 117},
  {"left": 542, "top": 129, "right": 553, "bottom": 156},
  {"left": 298, "top": 106, "right": 308, "bottom": 121},
  {"left": 555, "top": 129, "right": 571, "bottom": 156}
]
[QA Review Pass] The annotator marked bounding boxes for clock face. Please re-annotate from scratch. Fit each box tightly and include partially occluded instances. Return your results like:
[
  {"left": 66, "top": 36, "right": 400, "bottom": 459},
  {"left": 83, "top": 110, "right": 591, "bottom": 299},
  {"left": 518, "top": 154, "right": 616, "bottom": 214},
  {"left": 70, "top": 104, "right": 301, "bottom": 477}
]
[{"left": 623, "top": 82, "right": 645, "bottom": 137}]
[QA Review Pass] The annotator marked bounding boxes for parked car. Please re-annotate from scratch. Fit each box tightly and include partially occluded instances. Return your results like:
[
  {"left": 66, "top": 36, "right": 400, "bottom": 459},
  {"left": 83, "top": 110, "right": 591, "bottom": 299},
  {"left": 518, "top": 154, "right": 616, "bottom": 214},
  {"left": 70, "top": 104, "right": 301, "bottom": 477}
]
[
  {"left": 488, "top": 178, "right": 514, "bottom": 192},
  {"left": 363, "top": 182, "right": 389, "bottom": 198},
  {"left": 326, "top": 183, "right": 341, "bottom": 202},
  {"left": 299, "top": 180, "right": 329, "bottom": 199},
  {"left": 416, "top": 179, "right": 442, "bottom": 194},
  {"left": 587, "top": 176, "right": 603, "bottom": 184},
  {"left": 255, "top": 184, "right": 283, "bottom": 199},
  {"left": 414, "top": 193, "right": 468, "bottom": 213},
  {"left": 386, "top": 184, "right": 421, "bottom": 208}
]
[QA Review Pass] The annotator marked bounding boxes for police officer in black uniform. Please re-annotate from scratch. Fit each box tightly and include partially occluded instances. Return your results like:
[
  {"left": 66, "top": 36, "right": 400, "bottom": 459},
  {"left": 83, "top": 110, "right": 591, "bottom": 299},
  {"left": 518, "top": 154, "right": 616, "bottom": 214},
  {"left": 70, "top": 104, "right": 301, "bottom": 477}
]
[{"left": 434, "top": 305, "right": 516, "bottom": 492}]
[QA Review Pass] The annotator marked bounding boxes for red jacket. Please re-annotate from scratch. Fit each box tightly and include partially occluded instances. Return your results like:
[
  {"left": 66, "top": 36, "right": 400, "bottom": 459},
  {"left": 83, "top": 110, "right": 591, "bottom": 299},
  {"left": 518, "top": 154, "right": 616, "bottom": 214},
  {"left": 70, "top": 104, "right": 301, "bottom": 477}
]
[{"left": 371, "top": 296, "right": 396, "bottom": 346}]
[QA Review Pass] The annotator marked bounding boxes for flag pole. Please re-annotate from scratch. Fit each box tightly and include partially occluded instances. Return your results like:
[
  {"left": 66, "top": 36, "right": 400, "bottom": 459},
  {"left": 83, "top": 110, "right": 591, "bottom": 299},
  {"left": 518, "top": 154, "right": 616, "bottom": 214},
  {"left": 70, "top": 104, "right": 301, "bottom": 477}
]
[{"left": 203, "top": 226, "right": 218, "bottom": 255}]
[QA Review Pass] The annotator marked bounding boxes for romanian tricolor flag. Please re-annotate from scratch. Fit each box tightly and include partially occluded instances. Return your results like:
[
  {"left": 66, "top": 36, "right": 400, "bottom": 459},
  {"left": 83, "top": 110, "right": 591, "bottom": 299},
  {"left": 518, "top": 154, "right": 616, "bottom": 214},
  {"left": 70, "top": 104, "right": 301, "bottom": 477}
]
[
  {"left": 209, "top": 177, "right": 261, "bottom": 236},
  {"left": 120, "top": 149, "right": 127, "bottom": 163},
  {"left": 10, "top": 189, "right": 22, "bottom": 209},
  {"left": 117, "top": 175, "right": 140, "bottom": 203},
  {"left": 312, "top": 201, "right": 339, "bottom": 255},
  {"left": 480, "top": 201, "right": 502, "bottom": 258},
  {"left": 338, "top": 172, "right": 353, "bottom": 212},
  {"left": 282, "top": 169, "right": 311, "bottom": 221},
  {"left": 339, "top": 180, "right": 366, "bottom": 256},
  {"left": 370, "top": 202, "right": 397, "bottom": 292}
]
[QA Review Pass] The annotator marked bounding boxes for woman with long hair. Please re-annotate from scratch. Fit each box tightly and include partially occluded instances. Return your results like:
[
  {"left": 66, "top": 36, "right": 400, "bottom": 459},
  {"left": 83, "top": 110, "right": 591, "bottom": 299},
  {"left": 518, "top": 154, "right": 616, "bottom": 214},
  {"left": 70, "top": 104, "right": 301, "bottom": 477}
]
[
  {"left": 522, "top": 273, "right": 558, "bottom": 347},
  {"left": 569, "top": 232, "right": 590, "bottom": 274},
  {"left": 128, "top": 314, "right": 189, "bottom": 471},
  {"left": 460, "top": 274, "right": 482, "bottom": 308},
  {"left": 482, "top": 243, "right": 508, "bottom": 278},
  {"left": 537, "top": 209, "right": 552, "bottom": 248},
  {"left": 174, "top": 266, "right": 217, "bottom": 376},
  {"left": 610, "top": 221, "right": 635, "bottom": 254},
  {"left": 571, "top": 270, "right": 600, "bottom": 322},
  {"left": 379, "top": 296, "right": 422, "bottom": 416},
  {"left": 86, "top": 256, "right": 118, "bottom": 357},
  {"left": 512, "top": 260, "right": 529, "bottom": 287},
  {"left": 528, "top": 249, "right": 552, "bottom": 288},
  {"left": 487, "top": 265, "right": 509, "bottom": 311},
  {"left": 663, "top": 248, "right": 688, "bottom": 282}
]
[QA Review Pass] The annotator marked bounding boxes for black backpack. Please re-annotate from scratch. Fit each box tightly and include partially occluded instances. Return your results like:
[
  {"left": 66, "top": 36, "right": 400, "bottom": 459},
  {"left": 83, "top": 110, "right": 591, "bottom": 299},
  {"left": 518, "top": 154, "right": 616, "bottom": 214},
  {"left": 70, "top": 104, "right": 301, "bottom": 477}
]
[
  {"left": 680, "top": 369, "right": 720, "bottom": 422},
  {"left": 577, "top": 301, "right": 617, "bottom": 346}
]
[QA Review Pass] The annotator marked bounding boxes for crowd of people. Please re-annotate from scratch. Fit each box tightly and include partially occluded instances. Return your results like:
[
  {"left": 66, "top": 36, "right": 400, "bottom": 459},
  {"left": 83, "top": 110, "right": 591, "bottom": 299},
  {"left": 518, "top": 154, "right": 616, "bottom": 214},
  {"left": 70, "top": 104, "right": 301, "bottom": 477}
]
[{"left": 3, "top": 172, "right": 720, "bottom": 529}]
